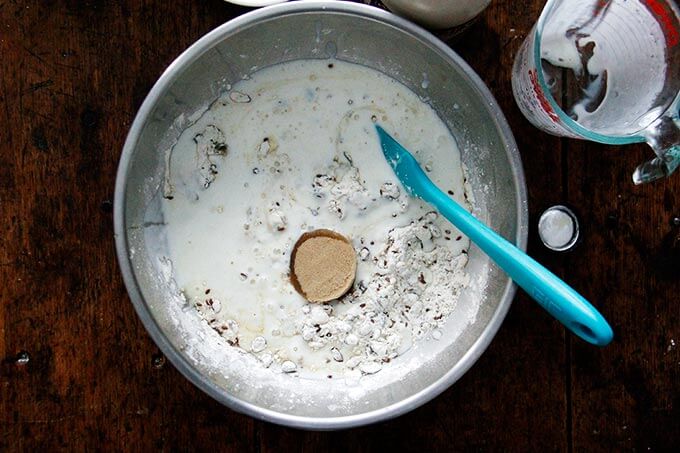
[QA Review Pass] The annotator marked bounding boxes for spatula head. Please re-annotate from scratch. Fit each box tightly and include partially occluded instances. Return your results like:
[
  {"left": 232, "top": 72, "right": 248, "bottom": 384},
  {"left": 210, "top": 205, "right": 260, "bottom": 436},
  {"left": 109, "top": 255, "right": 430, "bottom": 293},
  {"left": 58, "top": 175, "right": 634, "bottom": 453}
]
[{"left": 375, "top": 125, "right": 430, "bottom": 199}]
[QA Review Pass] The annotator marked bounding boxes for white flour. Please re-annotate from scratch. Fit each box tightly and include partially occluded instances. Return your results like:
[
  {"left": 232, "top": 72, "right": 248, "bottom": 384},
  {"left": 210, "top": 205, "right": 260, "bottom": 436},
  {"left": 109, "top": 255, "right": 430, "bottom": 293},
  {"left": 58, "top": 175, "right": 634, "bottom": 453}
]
[
  {"left": 290, "top": 212, "right": 470, "bottom": 378},
  {"left": 162, "top": 59, "right": 472, "bottom": 378}
]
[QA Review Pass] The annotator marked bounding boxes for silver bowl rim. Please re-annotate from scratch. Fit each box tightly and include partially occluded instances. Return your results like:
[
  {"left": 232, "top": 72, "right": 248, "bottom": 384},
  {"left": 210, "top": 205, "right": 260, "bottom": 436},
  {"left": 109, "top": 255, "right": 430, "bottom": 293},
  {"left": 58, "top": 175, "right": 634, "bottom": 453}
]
[{"left": 113, "top": 1, "right": 528, "bottom": 430}]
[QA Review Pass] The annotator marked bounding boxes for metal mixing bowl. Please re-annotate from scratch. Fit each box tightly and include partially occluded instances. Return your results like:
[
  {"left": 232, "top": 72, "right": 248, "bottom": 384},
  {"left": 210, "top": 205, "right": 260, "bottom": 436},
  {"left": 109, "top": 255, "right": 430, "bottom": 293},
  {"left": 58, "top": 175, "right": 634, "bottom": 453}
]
[{"left": 114, "top": 2, "right": 527, "bottom": 429}]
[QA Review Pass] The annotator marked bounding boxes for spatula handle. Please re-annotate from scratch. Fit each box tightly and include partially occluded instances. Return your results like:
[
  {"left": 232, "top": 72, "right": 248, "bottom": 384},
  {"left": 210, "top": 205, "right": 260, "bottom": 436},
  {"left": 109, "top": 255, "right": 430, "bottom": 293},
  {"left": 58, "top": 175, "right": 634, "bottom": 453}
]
[{"left": 423, "top": 182, "right": 613, "bottom": 346}]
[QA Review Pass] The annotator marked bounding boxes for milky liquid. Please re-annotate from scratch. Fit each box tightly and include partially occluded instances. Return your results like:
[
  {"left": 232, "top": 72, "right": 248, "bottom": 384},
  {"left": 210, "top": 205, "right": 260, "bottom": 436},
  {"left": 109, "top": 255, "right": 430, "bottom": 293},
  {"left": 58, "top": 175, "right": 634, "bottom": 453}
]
[
  {"left": 161, "top": 59, "right": 470, "bottom": 376},
  {"left": 540, "top": 0, "right": 670, "bottom": 136}
]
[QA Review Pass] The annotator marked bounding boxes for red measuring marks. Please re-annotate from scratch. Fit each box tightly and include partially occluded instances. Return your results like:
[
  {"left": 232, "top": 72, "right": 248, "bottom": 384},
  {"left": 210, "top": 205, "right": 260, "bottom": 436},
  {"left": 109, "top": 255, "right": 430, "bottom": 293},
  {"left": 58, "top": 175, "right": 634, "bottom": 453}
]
[
  {"left": 643, "top": 0, "right": 679, "bottom": 47},
  {"left": 529, "top": 69, "right": 560, "bottom": 122}
]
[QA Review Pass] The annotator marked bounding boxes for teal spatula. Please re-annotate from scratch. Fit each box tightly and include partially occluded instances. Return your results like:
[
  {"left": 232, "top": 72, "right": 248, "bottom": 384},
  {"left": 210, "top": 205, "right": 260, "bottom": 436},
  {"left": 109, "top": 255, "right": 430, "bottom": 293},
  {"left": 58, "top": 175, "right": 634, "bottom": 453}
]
[{"left": 376, "top": 125, "right": 613, "bottom": 346}]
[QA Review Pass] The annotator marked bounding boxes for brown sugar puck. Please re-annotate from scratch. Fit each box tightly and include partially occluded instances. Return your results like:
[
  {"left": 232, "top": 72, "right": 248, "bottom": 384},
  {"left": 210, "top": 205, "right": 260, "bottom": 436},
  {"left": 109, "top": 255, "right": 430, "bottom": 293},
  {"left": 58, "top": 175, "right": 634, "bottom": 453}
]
[{"left": 290, "top": 229, "right": 357, "bottom": 303}]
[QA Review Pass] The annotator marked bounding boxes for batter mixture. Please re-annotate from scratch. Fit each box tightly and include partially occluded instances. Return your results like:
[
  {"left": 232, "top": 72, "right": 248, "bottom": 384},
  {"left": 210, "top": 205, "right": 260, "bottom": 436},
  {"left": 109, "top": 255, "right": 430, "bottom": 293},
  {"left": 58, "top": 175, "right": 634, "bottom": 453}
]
[{"left": 162, "top": 59, "right": 472, "bottom": 378}]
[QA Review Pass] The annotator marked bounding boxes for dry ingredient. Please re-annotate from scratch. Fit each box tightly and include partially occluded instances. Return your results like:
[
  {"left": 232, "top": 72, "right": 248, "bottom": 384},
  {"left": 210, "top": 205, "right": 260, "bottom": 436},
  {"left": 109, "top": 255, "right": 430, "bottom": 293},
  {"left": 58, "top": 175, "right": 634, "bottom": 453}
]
[
  {"left": 290, "top": 210, "right": 470, "bottom": 377},
  {"left": 162, "top": 58, "right": 472, "bottom": 378}
]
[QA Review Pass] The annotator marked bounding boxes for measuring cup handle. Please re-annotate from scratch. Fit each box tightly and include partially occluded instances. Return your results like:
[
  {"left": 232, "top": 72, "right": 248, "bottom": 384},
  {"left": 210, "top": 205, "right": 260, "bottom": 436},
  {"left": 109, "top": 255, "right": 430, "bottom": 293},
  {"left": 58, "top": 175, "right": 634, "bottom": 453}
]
[
  {"left": 633, "top": 145, "right": 680, "bottom": 184},
  {"left": 633, "top": 114, "right": 680, "bottom": 184}
]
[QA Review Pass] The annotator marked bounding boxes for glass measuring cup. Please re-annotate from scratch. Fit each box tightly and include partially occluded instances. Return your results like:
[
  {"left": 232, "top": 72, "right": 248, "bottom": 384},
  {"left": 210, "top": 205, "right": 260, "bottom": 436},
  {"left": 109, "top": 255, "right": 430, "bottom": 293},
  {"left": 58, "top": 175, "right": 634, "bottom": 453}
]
[{"left": 511, "top": 0, "right": 680, "bottom": 184}]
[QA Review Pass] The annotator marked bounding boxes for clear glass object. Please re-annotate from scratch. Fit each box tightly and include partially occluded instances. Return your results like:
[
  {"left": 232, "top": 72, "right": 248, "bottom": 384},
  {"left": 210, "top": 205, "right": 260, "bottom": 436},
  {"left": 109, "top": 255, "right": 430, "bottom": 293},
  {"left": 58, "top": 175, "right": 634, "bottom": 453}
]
[
  {"left": 511, "top": 0, "right": 680, "bottom": 184},
  {"left": 538, "top": 205, "right": 579, "bottom": 251}
]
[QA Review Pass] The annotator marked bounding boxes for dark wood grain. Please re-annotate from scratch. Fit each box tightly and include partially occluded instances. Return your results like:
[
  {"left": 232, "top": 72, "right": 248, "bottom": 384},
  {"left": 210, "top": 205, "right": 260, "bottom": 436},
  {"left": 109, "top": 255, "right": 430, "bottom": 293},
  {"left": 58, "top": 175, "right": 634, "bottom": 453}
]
[
  {"left": 1, "top": 0, "right": 678, "bottom": 451},
  {"left": 565, "top": 144, "right": 680, "bottom": 452}
]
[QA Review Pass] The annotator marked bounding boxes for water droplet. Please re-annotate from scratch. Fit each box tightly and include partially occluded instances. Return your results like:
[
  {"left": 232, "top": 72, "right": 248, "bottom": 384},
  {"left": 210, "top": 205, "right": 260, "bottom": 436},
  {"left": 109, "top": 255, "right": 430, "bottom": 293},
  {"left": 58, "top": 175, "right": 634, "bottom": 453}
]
[
  {"left": 421, "top": 73, "right": 430, "bottom": 89},
  {"left": 325, "top": 41, "right": 337, "bottom": 58},
  {"left": 152, "top": 353, "right": 166, "bottom": 369},
  {"left": 16, "top": 351, "right": 30, "bottom": 365},
  {"left": 100, "top": 200, "right": 113, "bottom": 213},
  {"left": 314, "top": 21, "right": 322, "bottom": 44}
]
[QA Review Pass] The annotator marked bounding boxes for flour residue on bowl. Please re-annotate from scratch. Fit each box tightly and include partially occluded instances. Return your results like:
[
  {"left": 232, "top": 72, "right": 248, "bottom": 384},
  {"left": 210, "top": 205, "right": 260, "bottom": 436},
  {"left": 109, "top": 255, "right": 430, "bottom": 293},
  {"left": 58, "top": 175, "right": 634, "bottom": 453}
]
[{"left": 161, "top": 59, "right": 475, "bottom": 378}]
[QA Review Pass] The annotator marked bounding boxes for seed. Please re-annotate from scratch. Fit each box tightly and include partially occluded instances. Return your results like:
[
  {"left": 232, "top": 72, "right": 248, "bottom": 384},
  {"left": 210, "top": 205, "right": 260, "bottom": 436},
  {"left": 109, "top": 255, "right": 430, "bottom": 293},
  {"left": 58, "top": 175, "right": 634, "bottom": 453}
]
[
  {"left": 344, "top": 334, "right": 359, "bottom": 346},
  {"left": 359, "top": 361, "right": 382, "bottom": 374},
  {"left": 331, "top": 347, "right": 344, "bottom": 362},
  {"left": 359, "top": 247, "right": 370, "bottom": 261},
  {"left": 229, "top": 91, "right": 251, "bottom": 103}
]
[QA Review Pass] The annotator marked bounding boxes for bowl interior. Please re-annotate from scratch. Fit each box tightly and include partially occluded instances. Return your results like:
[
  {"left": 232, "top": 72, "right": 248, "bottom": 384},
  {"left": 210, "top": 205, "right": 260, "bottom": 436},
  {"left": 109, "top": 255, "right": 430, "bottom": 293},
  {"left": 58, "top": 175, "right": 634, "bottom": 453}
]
[{"left": 116, "top": 4, "right": 526, "bottom": 428}]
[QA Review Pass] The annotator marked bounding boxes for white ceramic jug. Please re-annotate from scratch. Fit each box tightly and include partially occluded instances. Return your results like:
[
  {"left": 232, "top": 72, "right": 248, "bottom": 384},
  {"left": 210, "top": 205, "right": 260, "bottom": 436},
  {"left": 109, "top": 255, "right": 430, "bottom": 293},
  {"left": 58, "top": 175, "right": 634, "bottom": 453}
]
[{"left": 382, "top": 0, "right": 493, "bottom": 29}]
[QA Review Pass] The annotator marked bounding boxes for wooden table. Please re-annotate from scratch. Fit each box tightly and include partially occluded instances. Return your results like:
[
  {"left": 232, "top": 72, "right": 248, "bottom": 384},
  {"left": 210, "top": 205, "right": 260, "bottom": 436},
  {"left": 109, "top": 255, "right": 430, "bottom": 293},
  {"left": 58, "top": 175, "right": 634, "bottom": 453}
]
[{"left": 1, "top": 1, "right": 678, "bottom": 450}]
